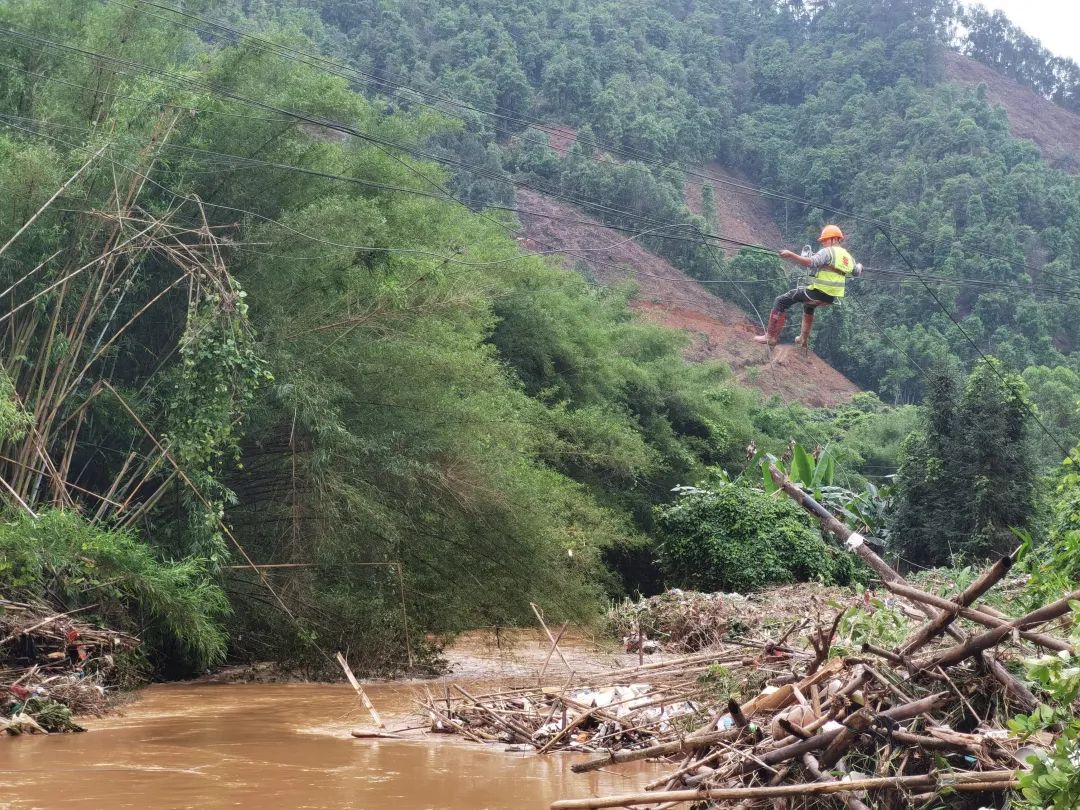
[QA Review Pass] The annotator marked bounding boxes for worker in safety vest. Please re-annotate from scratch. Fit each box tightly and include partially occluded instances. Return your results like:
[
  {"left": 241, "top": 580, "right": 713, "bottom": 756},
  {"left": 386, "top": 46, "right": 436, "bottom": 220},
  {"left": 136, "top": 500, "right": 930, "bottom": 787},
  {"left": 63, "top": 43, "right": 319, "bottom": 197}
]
[{"left": 753, "top": 224, "right": 859, "bottom": 347}]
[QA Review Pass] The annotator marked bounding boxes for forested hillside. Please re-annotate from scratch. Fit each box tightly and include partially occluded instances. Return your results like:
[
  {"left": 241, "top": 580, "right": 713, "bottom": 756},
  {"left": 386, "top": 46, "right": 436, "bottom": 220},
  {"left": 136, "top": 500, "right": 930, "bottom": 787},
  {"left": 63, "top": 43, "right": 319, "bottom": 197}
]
[
  {"left": 0, "top": 0, "right": 922, "bottom": 676},
  {"left": 310, "top": 0, "right": 1080, "bottom": 407},
  {"left": 0, "top": 0, "right": 1079, "bottom": 683}
]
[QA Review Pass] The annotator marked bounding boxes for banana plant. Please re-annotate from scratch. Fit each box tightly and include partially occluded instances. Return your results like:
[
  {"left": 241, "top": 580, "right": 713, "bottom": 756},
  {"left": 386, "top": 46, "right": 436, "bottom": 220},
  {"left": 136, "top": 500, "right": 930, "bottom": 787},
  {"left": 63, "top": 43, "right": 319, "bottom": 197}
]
[
  {"left": 761, "top": 443, "right": 835, "bottom": 496},
  {"left": 759, "top": 443, "right": 891, "bottom": 539}
]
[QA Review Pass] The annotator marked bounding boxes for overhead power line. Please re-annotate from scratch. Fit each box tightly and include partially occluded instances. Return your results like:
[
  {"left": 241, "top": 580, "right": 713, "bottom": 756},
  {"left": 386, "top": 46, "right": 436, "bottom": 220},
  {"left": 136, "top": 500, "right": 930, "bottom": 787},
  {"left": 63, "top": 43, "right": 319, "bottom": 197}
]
[{"left": 94, "top": 0, "right": 1080, "bottom": 288}]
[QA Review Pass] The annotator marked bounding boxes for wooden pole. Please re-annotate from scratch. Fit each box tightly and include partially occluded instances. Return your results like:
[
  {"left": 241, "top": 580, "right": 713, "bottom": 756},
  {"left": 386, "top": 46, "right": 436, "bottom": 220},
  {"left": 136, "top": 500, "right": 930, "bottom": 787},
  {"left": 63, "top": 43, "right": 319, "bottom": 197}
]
[{"left": 336, "top": 651, "right": 384, "bottom": 729}]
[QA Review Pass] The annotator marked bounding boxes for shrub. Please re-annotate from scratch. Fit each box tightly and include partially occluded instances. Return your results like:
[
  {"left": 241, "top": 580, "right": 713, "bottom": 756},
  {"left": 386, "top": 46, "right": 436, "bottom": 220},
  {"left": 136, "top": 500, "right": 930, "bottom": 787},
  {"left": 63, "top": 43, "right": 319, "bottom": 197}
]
[
  {"left": 0, "top": 510, "right": 229, "bottom": 671},
  {"left": 654, "top": 484, "right": 855, "bottom": 593}
]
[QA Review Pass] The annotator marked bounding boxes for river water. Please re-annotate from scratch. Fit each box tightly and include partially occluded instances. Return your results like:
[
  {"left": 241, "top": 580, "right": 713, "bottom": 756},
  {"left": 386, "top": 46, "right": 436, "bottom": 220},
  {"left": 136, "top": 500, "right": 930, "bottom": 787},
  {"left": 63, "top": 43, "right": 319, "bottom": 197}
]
[{"left": 0, "top": 632, "right": 667, "bottom": 809}]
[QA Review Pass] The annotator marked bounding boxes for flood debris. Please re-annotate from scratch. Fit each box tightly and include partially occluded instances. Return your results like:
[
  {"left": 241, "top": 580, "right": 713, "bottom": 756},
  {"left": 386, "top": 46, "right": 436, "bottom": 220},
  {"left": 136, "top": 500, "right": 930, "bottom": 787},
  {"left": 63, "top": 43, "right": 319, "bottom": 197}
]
[
  {"left": 608, "top": 583, "right": 845, "bottom": 654},
  {"left": 1, "top": 598, "right": 138, "bottom": 734},
  {"left": 432, "top": 466, "right": 1075, "bottom": 808},
  {"left": 540, "top": 467, "right": 1077, "bottom": 807}
]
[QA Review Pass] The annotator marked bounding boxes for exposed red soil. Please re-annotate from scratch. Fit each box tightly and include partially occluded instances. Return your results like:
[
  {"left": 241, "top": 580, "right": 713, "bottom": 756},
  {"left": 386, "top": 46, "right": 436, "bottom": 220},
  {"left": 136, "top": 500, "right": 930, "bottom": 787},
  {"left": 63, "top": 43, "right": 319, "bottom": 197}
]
[
  {"left": 942, "top": 50, "right": 1080, "bottom": 172},
  {"left": 516, "top": 188, "right": 860, "bottom": 408},
  {"left": 685, "top": 162, "right": 787, "bottom": 254},
  {"left": 544, "top": 125, "right": 578, "bottom": 157}
]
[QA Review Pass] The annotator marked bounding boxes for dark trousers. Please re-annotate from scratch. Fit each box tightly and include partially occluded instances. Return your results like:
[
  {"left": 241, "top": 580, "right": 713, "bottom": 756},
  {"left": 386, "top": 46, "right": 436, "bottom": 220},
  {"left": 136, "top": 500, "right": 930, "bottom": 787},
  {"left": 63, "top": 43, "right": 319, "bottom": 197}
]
[{"left": 772, "top": 287, "right": 834, "bottom": 315}]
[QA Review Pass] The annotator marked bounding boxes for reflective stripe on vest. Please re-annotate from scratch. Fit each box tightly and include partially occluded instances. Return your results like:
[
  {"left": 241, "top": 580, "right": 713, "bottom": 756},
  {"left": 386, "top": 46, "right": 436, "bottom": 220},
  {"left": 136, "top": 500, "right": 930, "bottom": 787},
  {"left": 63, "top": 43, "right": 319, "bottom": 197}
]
[{"left": 808, "top": 246, "right": 855, "bottom": 298}]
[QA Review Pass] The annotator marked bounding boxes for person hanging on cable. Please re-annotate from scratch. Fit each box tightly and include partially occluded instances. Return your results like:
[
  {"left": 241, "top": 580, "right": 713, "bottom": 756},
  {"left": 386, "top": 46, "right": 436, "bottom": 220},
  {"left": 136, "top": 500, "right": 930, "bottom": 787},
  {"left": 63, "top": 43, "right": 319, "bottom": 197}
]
[{"left": 753, "top": 225, "right": 860, "bottom": 348}]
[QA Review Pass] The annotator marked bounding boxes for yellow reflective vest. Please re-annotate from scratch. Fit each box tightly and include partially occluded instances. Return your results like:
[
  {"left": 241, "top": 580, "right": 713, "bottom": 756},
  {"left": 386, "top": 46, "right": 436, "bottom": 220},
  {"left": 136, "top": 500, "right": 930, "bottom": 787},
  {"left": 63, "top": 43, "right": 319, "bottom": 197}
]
[{"left": 808, "top": 246, "right": 855, "bottom": 298}]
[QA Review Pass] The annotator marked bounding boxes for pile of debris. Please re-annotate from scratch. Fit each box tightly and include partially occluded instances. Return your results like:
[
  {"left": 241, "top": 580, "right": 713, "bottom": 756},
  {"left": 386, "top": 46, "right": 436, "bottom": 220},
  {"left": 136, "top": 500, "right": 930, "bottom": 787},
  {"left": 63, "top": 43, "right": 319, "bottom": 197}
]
[
  {"left": 608, "top": 582, "right": 847, "bottom": 653},
  {"left": 433, "top": 467, "right": 1078, "bottom": 809},
  {"left": 1, "top": 598, "right": 139, "bottom": 734},
  {"left": 419, "top": 647, "right": 763, "bottom": 753}
]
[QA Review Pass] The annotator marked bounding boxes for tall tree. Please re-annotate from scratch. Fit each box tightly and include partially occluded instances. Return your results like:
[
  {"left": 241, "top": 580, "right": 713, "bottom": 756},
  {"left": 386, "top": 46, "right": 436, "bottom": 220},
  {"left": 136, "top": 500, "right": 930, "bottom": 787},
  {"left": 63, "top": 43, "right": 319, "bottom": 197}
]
[{"left": 890, "top": 359, "right": 1036, "bottom": 567}]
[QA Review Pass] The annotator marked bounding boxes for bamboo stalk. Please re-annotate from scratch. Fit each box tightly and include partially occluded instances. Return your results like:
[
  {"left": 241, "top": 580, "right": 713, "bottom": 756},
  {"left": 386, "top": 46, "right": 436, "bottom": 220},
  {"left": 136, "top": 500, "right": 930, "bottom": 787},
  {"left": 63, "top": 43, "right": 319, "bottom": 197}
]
[
  {"left": 899, "top": 549, "right": 1018, "bottom": 655},
  {"left": 919, "top": 588, "right": 1080, "bottom": 669},
  {"left": 335, "top": 651, "right": 384, "bottom": 729},
  {"left": 549, "top": 771, "right": 1019, "bottom": 809},
  {"left": 0, "top": 146, "right": 107, "bottom": 262},
  {"left": 570, "top": 727, "right": 742, "bottom": 773},
  {"left": 802, "top": 753, "right": 871, "bottom": 810},
  {"left": 884, "top": 579, "right": 1071, "bottom": 653},
  {"left": 531, "top": 602, "right": 572, "bottom": 674}
]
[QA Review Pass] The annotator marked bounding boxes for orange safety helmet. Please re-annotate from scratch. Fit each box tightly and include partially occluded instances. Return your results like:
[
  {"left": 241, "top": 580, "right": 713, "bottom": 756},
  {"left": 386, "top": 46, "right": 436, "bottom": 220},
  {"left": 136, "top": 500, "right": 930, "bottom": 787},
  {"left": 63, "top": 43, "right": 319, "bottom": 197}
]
[{"left": 818, "top": 224, "right": 844, "bottom": 242}]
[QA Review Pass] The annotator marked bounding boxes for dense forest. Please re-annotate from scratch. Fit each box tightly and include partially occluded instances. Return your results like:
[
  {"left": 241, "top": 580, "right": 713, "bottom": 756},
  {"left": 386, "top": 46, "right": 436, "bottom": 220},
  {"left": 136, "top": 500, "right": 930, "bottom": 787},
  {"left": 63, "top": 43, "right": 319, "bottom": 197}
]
[
  {"left": 0, "top": 0, "right": 1077, "bottom": 699},
  {"left": 310, "top": 0, "right": 1080, "bottom": 404}
]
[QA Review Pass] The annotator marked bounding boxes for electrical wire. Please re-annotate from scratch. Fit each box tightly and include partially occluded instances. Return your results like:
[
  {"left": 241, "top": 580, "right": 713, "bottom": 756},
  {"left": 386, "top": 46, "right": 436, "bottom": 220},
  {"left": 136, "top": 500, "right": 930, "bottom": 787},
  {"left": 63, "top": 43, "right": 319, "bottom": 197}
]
[
  {"left": 95, "top": 0, "right": 1080, "bottom": 288},
  {"left": 4, "top": 19, "right": 1076, "bottom": 467}
]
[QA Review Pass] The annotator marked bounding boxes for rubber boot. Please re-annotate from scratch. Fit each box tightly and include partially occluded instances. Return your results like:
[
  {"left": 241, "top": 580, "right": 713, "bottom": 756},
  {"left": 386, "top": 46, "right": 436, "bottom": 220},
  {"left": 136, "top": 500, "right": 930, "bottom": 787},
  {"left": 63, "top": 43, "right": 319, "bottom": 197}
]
[
  {"left": 794, "top": 310, "right": 815, "bottom": 347},
  {"left": 753, "top": 310, "right": 786, "bottom": 346}
]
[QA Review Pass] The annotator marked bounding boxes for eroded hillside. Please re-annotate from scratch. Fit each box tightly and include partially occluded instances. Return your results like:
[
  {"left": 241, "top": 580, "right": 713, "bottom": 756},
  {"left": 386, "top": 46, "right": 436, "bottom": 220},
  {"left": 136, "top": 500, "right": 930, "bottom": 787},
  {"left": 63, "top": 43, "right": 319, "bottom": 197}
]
[{"left": 516, "top": 188, "right": 859, "bottom": 408}]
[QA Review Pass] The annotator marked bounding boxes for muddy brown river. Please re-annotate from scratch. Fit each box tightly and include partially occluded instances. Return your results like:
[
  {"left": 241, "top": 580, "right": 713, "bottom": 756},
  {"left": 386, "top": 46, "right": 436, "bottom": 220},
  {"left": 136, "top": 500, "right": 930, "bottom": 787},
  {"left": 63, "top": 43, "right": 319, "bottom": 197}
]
[{"left": 0, "top": 632, "right": 668, "bottom": 809}]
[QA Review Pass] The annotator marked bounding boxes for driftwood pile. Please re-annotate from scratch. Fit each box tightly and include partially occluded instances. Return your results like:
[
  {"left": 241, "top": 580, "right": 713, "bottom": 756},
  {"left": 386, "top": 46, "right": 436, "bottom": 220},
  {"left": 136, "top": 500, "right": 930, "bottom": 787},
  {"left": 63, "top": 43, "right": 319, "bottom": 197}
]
[
  {"left": 0, "top": 598, "right": 138, "bottom": 733},
  {"left": 420, "top": 647, "right": 770, "bottom": 753},
  {"left": 433, "top": 467, "right": 1078, "bottom": 808}
]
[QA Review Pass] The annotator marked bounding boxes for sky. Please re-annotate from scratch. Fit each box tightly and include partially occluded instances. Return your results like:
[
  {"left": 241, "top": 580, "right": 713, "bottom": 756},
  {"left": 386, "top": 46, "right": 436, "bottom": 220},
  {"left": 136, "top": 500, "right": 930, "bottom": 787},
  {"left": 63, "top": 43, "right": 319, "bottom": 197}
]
[{"left": 969, "top": 0, "right": 1080, "bottom": 63}]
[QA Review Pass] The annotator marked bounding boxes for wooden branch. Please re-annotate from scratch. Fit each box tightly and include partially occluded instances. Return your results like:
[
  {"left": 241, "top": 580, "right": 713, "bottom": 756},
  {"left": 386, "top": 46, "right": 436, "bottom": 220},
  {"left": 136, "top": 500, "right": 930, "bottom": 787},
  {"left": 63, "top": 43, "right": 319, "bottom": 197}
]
[
  {"left": 919, "top": 588, "right": 1080, "bottom": 669},
  {"left": 898, "top": 549, "right": 1018, "bottom": 656},
  {"left": 549, "top": 770, "right": 1019, "bottom": 809}
]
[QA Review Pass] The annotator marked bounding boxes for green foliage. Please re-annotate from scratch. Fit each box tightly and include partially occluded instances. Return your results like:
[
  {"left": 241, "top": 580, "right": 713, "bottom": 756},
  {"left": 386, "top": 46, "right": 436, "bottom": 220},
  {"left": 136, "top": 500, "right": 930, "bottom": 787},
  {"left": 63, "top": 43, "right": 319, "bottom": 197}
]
[
  {"left": 891, "top": 359, "right": 1037, "bottom": 567},
  {"left": 1027, "top": 443, "right": 1080, "bottom": 600},
  {"left": 0, "top": 510, "right": 229, "bottom": 670},
  {"left": 0, "top": 367, "right": 32, "bottom": 444},
  {"left": 12, "top": 697, "right": 84, "bottom": 733},
  {"left": 306, "top": 0, "right": 1080, "bottom": 395},
  {"left": 961, "top": 5, "right": 1080, "bottom": 117},
  {"left": 830, "top": 595, "right": 913, "bottom": 655},
  {"left": 1009, "top": 607, "right": 1080, "bottom": 809},
  {"left": 654, "top": 483, "right": 856, "bottom": 593},
  {"left": 1, "top": 0, "right": 1075, "bottom": 676}
]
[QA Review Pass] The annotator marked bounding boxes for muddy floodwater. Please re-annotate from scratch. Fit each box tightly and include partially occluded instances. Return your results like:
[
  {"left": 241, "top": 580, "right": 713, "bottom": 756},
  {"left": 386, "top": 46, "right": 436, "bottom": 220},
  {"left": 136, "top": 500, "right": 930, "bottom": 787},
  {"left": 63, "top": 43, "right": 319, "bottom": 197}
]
[{"left": 0, "top": 631, "right": 668, "bottom": 809}]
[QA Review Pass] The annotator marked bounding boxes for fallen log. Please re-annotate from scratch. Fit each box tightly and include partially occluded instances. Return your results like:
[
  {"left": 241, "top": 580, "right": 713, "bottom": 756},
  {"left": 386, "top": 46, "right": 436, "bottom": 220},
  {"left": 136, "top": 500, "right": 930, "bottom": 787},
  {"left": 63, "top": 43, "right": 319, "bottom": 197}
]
[
  {"left": 919, "top": 588, "right": 1080, "bottom": 669},
  {"left": 549, "top": 770, "right": 1020, "bottom": 809},
  {"left": 570, "top": 727, "right": 742, "bottom": 773}
]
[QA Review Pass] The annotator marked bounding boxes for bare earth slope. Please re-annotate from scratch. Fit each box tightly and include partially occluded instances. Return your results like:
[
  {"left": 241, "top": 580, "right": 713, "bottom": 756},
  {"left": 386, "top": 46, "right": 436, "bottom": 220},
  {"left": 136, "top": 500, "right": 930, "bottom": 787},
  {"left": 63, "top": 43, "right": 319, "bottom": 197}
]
[
  {"left": 516, "top": 189, "right": 859, "bottom": 407},
  {"left": 943, "top": 50, "right": 1080, "bottom": 172},
  {"left": 684, "top": 162, "right": 786, "bottom": 254}
]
